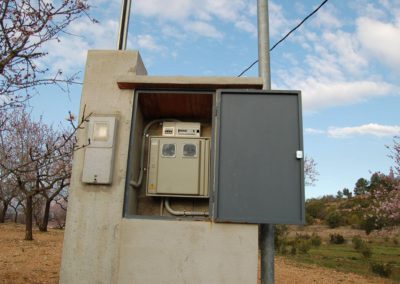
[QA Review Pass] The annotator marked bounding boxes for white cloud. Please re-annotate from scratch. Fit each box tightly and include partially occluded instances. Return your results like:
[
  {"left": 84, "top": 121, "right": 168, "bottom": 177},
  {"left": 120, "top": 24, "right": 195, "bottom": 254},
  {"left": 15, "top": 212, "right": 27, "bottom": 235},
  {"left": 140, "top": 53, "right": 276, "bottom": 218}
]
[
  {"left": 133, "top": 0, "right": 193, "bottom": 21},
  {"left": 133, "top": 0, "right": 259, "bottom": 38},
  {"left": 275, "top": 4, "right": 399, "bottom": 113},
  {"left": 298, "top": 79, "right": 395, "bottom": 111},
  {"left": 327, "top": 124, "right": 400, "bottom": 138},
  {"left": 42, "top": 18, "right": 118, "bottom": 74},
  {"left": 277, "top": 60, "right": 396, "bottom": 112},
  {"left": 185, "top": 21, "right": 223, "bottom": 39},
  {"left": 305, "top": 128, "right": 325, "bottom": 135},
  {"left": 235, "top": 20, "right": 257, "bottom": 35},
  {"left": 136, "top": 34, "right": 165, "bottom": 51},
  {"left": 322, "top": 31, "right": 367, "bottom": 74},
  {"left": 268, "top": 2, "right": 290, "bottom": 36},
  {"left": 313, "top": 6, "right": 342, "bottom": 29},
  {"left": 133, "top": 0, "right": 249, "bottom": 23},
  {"left": 357, "top": 17, "right": 400, "bottom": 68}
]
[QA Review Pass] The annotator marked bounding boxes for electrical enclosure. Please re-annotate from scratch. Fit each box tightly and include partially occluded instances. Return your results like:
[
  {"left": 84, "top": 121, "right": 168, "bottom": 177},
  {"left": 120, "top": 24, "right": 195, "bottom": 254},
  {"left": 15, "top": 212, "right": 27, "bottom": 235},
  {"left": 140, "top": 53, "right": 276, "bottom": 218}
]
[
  {"left": 82, "top": 116, "right": 117, "bottom": 184},
  {"left": 146, "top": 137, "right": 210, "bottom": 197},
  {"left": 124, "top": 88, "right": 304, "bottom": 225}
]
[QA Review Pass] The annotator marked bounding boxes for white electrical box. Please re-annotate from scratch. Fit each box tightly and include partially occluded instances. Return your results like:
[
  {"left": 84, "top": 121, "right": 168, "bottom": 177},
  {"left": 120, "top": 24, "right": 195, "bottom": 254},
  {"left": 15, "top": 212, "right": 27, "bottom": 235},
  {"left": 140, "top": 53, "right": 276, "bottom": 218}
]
[
  {"left": 162, "top": 122, "right": 201, "bottom": 137},
  {"left": 146, "top": 136, "right": 210, "bottom": 197},
  {"left": 82, "top": 116, "right": 117, "bottom": 184}
]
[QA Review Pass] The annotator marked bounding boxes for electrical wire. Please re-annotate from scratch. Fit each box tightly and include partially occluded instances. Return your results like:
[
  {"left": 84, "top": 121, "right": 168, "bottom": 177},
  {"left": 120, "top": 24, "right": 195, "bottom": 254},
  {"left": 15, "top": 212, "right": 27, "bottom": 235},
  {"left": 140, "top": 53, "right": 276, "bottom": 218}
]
[
  {"left": 129, "top": 119, "right": 179, "bottom": 189},
  {"left": 238, "top": 0, "right": 330, "bottom": 77}
]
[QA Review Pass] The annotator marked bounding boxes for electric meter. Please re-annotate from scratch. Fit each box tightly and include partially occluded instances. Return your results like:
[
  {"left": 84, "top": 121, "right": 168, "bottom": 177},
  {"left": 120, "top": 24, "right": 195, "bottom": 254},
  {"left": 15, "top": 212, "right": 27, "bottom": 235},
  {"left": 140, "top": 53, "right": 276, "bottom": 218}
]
[
  {"left": 146, "top": 136, "right": 210, "bottom": 197},
  {"left": 162, "top": 122, "right": 201, "bottom": 137}
]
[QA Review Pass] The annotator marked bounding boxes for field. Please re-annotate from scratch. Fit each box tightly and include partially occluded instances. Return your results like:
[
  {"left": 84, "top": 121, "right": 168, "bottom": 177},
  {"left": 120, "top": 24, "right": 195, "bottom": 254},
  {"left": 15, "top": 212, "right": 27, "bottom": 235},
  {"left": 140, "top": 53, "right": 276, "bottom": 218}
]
[
  {"left": 288, "top": 243, "right": 400, "bottom": 281},
  {"left": 0, "top": 222, "right": 398, "bottom": 283},
  {"left": 285, "top": 225, "right": 400, "bottom": 283}
]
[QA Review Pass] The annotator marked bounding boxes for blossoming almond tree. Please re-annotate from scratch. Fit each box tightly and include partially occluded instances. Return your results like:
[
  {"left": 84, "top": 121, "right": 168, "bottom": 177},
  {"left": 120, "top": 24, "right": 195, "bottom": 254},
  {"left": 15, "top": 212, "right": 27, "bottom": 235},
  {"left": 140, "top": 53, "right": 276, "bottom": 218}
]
[
  {"left": 0, "top": 107, "right": 75, "bottom": 240},
  {"left": 0, "top": 0, "right": 95, "bottom": 109}
]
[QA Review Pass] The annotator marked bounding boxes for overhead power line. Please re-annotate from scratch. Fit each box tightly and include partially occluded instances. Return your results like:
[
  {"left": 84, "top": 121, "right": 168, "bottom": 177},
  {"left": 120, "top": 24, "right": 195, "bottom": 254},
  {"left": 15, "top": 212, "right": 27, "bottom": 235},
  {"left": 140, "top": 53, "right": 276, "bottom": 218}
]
[{"left": 238, "top": 0, "right": 330, "bottom": 77}]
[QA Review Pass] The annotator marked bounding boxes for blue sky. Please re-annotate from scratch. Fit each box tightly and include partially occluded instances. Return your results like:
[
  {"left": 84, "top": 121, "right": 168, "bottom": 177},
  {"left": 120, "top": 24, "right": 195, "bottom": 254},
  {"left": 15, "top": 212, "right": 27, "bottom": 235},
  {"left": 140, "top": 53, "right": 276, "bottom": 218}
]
[{"left": 29, "top": 0, "right": 400, "bottom": 199}]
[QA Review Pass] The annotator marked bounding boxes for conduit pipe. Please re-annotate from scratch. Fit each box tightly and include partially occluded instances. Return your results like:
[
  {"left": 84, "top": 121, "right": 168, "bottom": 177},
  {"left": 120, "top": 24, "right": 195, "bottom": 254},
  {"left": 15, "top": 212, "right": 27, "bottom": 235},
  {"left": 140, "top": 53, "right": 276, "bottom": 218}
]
[
  {"left": 164, "top": 198, "right": 209, "bottom": 217},
  {"left": 129, "top": 119, "right": 179, "bottom": 189}
]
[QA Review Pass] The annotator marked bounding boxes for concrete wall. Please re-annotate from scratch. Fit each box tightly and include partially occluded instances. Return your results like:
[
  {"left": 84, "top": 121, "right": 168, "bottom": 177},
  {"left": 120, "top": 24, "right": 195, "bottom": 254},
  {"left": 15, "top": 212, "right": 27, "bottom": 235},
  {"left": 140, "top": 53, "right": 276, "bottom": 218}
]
[
  {"left": 117, "top": 219, "right": 258, "bottom": 284},
  {"left": 60, "top": 50, "right": 260, "bottom": 284},
  {"left": 60, "top": 51, "right": 147, "bottom": 284}
]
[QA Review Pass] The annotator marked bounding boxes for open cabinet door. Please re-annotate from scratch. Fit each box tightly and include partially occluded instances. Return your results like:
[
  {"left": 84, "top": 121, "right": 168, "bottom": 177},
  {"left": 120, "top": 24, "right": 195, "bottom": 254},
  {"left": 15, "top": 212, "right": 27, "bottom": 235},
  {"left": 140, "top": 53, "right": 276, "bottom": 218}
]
[{"left": 213, "top": 90, "right": 305, "bottom": 224}]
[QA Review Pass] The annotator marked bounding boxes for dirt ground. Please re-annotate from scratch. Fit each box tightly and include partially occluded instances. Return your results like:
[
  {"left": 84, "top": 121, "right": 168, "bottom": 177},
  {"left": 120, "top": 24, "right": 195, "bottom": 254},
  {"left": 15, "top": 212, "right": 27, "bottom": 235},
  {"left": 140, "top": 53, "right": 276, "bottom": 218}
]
[
  {"left": 288, "top": 224, "right": 400, "bottom": 242},
  {"left": 0, "top": 223, "right": 395, "bottom": 284},
  {"left": 0, "top": 223, "right": 63, "bottom": 284},
  {"left": 274, "top": 257, "right": 395, "bottom": 284}
]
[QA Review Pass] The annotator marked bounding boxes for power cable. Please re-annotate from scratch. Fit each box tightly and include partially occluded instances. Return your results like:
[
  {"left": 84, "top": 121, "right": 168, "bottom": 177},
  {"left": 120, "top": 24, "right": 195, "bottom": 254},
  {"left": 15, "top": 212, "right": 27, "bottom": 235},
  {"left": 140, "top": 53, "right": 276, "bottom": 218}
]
[{"left": 238, "top": 0, "right": 330, "bottom": 77}]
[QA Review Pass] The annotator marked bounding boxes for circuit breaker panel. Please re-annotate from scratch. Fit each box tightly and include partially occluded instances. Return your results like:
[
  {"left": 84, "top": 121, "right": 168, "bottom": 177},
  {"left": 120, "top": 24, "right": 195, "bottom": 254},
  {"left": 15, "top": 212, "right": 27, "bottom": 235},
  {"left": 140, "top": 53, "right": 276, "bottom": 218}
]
[{"left": 146, "top": 122, "right": 210, "bottom": 198}]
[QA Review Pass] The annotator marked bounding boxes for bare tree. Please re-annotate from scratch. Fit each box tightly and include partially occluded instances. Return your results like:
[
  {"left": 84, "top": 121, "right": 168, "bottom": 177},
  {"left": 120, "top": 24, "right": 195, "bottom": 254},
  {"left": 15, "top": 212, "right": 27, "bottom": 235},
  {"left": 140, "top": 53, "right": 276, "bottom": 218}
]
[
  {"left": 0, "top": 177, "right": 17, "bottom": 222},
  {"left": 304, "top": 156, "right": 319, "bottom": 186},
  {"left": 9, "top": 196, "right": 23, "bottom": 223},
  {"left": 0, "top": 0, "right": 95, "bottom": 109},
  {"left": 51, "top": 196, "right": 68, "bottom": 229},
  {"left": 0, "top": 107, "right": 81, "bottom": 240},
  {"left": 387, "top": 136, "right": 400, "bottom": 177},
  {"left": 38, "top": 136, "right": 72, "bottom": 232}
]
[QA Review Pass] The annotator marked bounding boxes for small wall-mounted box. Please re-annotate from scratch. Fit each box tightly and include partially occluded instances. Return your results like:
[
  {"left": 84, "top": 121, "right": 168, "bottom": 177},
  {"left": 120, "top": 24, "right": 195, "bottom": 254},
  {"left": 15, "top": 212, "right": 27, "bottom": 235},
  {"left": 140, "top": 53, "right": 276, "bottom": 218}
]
[
  {"left": 162, "top": 122, "right": 201, "bottom": 137},
  {"left": 82, "top": 116, "right": 117, "bottom": 184}
]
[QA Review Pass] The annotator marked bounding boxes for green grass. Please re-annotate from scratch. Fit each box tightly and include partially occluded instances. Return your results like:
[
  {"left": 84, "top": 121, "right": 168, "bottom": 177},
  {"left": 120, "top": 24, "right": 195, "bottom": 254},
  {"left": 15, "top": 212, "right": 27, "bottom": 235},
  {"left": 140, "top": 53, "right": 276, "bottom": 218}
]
[{"left": 283, "top": 242, "right": 400, "bottom": 282}]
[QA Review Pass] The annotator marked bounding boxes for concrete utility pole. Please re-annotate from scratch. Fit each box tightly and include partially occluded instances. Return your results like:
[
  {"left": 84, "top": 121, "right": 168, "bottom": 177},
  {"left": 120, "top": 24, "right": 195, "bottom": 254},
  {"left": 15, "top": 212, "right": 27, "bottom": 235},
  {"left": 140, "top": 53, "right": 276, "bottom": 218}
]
[
  {"left": 257, "top": 0, "right": 274, "bottom": 284},
  {"left": 117, "top": 0, "right": 132, "bottom": 50}
]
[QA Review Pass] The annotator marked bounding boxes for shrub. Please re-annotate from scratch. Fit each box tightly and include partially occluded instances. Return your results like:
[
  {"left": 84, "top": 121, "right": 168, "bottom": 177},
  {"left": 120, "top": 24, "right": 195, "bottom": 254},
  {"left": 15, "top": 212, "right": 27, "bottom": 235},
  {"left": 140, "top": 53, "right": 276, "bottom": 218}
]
[
  {"left": 326, "top": 212, "right": 343, "bottom": 228},
  {"left": 371, "top": 262, "right": 393, "bottom": 278},
  {"left": 290, "top": 234, "right": 312, "bottom": 254},
  {"left": 290, "top": 246, "right": 297, "bottom": 255},
  {"left": 352, "top": 236, "right": 363, "bottom": 250},
  {"left": 347, "top": 214, "right": 362, "bottom": 226},
  {"left": 306, "top": 199, "right": 327, "bottom": 220},
  {"left": 297, "top": 239, "right": 312, "bottom": 254},
  {"left": 311, "top": 233, "right": 322, "bottom": 247},
  {"left": 274, "top": 225, "right": 289, "bottom": 255},
  {"left": 359, "top": 243, "right": 372, "bottom": 258},
  {"left": 330, "top": 234, "right": 345, "bottom": 244},
  {"left": 295, "top": 233, "right": 310, "bottom": 240},
  {"left": 352, "top": 236, "right": 372, "bottom": 258},
  {"left": 280, "top": 245, "right": 288, "bottom": 255},
  {"left": 306, "top": 213, "right": 314, "bottom": 225},
  {"left": 361, "top": 216, "right": 384, "bottom": 235}
]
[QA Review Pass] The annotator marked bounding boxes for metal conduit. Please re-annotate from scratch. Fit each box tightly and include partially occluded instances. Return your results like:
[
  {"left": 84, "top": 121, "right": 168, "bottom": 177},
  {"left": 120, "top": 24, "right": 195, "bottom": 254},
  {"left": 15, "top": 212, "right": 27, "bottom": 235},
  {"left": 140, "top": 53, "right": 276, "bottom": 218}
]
[{"left": 164, "top": 198, "right": 209, "bottom": 217}]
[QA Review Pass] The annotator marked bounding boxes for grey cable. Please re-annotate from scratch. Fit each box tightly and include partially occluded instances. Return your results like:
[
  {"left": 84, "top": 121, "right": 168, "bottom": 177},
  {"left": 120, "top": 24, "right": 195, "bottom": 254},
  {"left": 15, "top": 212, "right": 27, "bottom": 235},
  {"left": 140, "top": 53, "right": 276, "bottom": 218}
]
[{"left": 129, "top": 119, "right": 179, "bottom": 188}]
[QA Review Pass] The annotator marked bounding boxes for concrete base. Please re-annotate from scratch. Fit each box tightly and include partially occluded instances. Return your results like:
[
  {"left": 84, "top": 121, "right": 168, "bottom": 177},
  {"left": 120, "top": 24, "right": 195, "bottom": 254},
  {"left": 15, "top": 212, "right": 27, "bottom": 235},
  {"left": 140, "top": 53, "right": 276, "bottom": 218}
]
[{"left": 117, "top": 219, "right": 258, "bottom": 284}]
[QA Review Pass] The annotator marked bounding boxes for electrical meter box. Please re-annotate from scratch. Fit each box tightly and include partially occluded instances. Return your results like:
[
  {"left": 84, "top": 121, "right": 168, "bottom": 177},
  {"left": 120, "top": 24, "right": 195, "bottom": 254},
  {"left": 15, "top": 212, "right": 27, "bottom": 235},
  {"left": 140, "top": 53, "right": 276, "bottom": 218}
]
[
  {"left": 162, "top": 122, "right": 201, "bottom": 137},
  {"left": 146, "top": 137, "right": 210, "bottom": 197}
]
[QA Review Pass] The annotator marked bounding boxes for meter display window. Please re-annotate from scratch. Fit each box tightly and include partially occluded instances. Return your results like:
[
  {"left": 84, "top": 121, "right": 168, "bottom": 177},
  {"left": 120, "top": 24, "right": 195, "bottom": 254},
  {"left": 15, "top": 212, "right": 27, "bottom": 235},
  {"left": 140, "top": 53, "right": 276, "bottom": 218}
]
[
  {"left": 183, "top": 143, "right": 197, "bottom": 157},
  {"left": 162, "top": 144, "right": 176, "bottom": 157}
]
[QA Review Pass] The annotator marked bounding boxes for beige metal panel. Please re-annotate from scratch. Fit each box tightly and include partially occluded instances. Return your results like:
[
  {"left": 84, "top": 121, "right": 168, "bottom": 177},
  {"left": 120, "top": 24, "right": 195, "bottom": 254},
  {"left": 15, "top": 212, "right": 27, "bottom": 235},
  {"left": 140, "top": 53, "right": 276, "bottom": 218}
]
[
  {"left": 158, "top": 138, "right": 200, "bottom": 195},
  {"left": 117, "top": 218, "right": 258, "bottom": 284},
  {"left": 147, "top": 137, "right": 210, "bottom": 197},
  {"left": 147, "top": 139, "right": 159, "bottom": 195},
  {"left": 199, "top": 139, "right": 210, "bottom": 196}
]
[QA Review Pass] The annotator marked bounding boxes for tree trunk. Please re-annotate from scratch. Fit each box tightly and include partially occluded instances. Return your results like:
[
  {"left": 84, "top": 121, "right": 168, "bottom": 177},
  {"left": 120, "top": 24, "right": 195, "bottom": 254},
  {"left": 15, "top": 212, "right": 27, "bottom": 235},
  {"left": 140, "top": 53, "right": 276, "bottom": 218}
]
[
  {"left": 0, "top": 201, "right": 8, "bottom": 223},
  {"left": 25, "top": 195, "right": 33, "bottom": 241},
  {"left": 14, "top": 210, "right": 18, "bottom": 223},
  {"left": 39, "top": 199, "right": 51, "bottom": 232}
]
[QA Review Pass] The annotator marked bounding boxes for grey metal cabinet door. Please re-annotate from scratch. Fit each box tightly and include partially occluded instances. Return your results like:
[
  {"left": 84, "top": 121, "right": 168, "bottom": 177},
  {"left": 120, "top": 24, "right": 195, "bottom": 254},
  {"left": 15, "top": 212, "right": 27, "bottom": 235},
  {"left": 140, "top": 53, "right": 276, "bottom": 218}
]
[{"left": 214, "top": 90, "right": 304, "bottom": 224}]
